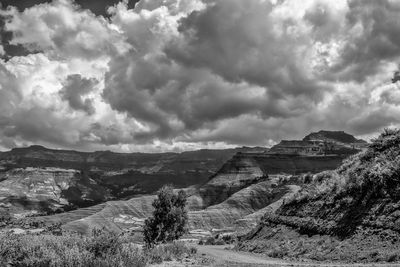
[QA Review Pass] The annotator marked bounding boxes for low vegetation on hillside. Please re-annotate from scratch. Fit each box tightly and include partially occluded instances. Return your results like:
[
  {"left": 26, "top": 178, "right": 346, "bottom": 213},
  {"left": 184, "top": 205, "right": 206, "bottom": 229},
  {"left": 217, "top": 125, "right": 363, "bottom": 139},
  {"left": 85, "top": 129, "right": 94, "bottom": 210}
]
[
  {"left": 0, "top": 186, "right": 193, "bottom": 266},
  {"left": 238, "top": 129, "right": 400, "bottom": 263},
  {"left": 0, "top": 229, "right": 197, "bottom": 267}
]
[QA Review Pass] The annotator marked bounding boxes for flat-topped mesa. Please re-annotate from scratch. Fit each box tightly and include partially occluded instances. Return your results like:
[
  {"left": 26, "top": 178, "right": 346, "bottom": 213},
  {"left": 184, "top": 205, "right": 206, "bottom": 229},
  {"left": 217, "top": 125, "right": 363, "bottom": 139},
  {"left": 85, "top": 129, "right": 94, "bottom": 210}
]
[
  {"left": 270, "top": 130, "right": 367, "bottom": 156},
  {"left": 302, "top": 130, "right": 367, "bottom": 144}
]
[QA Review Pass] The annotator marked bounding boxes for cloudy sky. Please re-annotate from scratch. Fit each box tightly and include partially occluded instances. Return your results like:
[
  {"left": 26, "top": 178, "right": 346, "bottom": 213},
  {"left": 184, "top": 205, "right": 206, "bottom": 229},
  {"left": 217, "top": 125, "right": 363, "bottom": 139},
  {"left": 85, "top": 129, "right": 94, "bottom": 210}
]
[{"left": 0, "top": 0, "right": 399, "bottom": 152}]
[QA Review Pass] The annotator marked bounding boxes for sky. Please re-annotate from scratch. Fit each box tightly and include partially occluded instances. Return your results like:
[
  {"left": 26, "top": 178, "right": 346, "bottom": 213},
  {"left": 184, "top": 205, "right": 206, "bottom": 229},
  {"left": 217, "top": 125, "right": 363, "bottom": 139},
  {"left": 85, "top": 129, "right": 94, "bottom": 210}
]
[{"left": 0, "top": 0, "right": 400, "bottom": 152}]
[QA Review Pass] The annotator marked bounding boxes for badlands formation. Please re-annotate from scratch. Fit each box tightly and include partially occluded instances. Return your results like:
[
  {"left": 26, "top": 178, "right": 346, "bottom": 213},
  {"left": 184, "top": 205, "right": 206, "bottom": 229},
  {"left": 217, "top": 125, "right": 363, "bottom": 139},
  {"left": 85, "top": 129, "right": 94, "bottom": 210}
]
[
  {"left": 0, "top": 145, "right": 260, "bottom": 217},
  {"left": 0, "top": 130, "right": 366, "bottom": 240}
]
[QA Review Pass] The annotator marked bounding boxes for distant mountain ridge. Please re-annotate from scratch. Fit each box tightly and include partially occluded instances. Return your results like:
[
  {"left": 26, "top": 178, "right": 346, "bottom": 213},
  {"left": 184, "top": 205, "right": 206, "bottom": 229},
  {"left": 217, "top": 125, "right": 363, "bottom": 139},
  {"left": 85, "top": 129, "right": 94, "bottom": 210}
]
[{"left": 0, "top": 145, "right": 263, "bottom": 217}]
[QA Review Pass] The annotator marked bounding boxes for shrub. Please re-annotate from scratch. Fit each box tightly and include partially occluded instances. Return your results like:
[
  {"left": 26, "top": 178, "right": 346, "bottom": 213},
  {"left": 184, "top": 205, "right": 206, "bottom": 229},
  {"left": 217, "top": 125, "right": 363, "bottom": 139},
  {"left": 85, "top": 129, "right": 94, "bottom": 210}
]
[
  {"left": 204, "top": 236, "right": 216, "bottom": 245},
  {"left": 386, "top": 253, "right": 398, "bottom": 262},
  {"left": 85, "top": 228, "right": 120, "bottom": 257},
  {"left": 143, "top": 185, "right": 188, "bottom": 247},
  {"left": 214, "top": 239, "right": 225, "bottom": 245}
]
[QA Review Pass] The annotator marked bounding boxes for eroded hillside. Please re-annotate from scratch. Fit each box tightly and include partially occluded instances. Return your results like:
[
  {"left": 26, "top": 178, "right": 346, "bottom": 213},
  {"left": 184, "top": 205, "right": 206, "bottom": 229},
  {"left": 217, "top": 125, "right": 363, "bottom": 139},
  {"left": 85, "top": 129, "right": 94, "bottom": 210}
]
[
  {"left": 0, "top": 146, "right": 261, "bottom": 217},
  {"left": 238, "top": 129, "right": 400, "bottom": 262},
  {"left": 35, "top": 131, "right": 361, "bottom": 237}
]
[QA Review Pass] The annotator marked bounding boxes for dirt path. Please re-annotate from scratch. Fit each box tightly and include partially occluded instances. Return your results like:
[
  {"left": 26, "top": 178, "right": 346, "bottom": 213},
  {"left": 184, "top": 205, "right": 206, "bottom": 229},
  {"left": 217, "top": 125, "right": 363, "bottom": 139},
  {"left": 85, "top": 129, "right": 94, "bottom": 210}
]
[{"left": 195, "top": 245, "right": 400, "bottom": 267}]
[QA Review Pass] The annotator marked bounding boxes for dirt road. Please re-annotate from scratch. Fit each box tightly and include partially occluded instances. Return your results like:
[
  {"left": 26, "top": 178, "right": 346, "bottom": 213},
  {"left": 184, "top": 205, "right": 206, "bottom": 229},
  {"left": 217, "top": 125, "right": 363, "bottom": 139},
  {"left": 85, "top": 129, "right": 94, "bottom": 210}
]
[{"left": 195, "top": 245, "right": 400, "bottom": 267}]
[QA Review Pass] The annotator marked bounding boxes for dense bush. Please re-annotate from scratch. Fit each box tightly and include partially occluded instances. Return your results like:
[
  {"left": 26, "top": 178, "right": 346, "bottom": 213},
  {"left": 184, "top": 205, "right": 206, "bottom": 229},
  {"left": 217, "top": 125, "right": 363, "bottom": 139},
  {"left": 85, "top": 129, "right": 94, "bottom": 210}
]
[
  {"left": 143, "top": 185, "right": 188, "bottom": 247},
  {"left": 199, "top": 233, "right": 237, "bottom": 246},
  {"left": 339, "top": 128, "right": 400, "bottom": 198},
  {"left": 0, "top": 229, "right": 196, "bottom": 267}
]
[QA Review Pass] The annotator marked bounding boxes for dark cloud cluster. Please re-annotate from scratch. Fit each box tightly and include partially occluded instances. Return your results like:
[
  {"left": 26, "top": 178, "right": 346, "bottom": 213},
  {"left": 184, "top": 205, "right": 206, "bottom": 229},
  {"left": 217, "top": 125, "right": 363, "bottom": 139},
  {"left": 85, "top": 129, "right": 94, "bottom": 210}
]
[
  {"left": 60, "top": 74, "right": 98, "bottom": 114},
  {"left": 0, "top": 0, "right": 400, "bottom": 151},
  {"left": 327, "top": 0, "right": 400, "bottom": 82}
]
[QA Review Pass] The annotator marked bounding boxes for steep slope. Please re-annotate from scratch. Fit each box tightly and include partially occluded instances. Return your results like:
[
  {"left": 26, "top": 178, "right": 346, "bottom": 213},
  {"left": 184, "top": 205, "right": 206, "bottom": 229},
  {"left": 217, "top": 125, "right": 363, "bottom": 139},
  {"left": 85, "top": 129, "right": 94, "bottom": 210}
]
[
  {"left": 238, "top": 129, "right": 400, "bottom": 263},
  {"left": 198, "top": 152, "right": 346, "bottom": 207}
]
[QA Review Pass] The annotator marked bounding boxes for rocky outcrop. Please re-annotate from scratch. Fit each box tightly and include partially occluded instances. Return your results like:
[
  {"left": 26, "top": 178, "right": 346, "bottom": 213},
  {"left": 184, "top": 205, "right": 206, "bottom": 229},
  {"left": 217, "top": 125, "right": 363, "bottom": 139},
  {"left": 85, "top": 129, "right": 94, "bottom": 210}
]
[
  {"left": 271, "top": 130, "right": 366, "bottom": 155},
  {"left": 198, "top": 155, "right": 267, "bottom": 207}
]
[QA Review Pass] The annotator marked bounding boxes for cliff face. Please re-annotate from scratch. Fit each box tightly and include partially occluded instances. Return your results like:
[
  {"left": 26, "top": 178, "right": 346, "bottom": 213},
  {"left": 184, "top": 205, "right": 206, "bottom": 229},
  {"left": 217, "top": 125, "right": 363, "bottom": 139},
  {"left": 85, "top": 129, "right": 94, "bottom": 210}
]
[
  {"left": 198, "top": 155, "right": 267, "bottom": 207},
  {"left": 238, "top": 129, "right": 400, "bottom": 262}
]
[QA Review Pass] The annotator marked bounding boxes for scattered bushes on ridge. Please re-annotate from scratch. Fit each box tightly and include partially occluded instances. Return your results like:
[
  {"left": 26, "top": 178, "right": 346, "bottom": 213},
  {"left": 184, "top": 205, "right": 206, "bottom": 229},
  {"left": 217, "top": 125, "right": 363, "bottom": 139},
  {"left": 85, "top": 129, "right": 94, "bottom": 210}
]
[{"left": 286, "top": 128, "right": 400, "bottom": 207}]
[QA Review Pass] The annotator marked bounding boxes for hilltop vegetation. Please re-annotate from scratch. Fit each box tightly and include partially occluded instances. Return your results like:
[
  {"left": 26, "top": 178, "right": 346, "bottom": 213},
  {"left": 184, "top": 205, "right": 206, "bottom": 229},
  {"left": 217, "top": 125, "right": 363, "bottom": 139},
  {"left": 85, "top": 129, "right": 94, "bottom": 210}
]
[{"left": 238, "top": 129, "right": 400, "bottom": 262}]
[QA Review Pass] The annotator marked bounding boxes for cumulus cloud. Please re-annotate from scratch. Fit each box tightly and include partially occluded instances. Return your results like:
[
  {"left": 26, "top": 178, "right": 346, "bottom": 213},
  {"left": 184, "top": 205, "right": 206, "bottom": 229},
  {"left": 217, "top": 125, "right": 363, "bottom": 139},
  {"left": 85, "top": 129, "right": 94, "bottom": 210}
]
[
  {"left": 0, "top": 0, "right": 130, "bottom": 59},
  {"left": 1, "top": 0, "right": 400, "bottom": 152},
  {"left": 324, "top": 0, "right": 400, "bottom": 82}
]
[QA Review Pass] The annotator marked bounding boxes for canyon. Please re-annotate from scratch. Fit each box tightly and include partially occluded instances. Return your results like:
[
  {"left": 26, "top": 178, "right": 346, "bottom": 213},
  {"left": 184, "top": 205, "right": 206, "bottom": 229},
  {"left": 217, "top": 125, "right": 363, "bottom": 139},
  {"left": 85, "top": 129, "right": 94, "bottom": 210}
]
[
  {"left": 0, "top": 131, "right": 371, "bottom": 253},
  {"left": 0, "top": 130, "right": 367, "bottom": 246},
  {"left": 0, "top": 145, "right": 264, "bottom": 217}
]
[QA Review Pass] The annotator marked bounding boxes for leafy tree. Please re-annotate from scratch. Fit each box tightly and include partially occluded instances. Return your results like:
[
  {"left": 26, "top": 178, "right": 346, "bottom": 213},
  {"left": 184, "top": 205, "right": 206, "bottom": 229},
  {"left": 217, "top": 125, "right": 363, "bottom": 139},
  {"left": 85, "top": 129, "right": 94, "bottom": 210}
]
[{"left": 143, "top": 185, "right": 188, "bottom": 247}]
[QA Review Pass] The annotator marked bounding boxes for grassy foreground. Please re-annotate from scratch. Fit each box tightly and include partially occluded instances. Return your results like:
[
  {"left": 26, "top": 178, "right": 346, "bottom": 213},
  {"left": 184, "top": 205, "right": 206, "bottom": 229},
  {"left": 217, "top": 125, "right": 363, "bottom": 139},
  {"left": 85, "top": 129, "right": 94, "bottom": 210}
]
[{"left": 0, "top": 229, "right": 197, "bottom": 267}]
